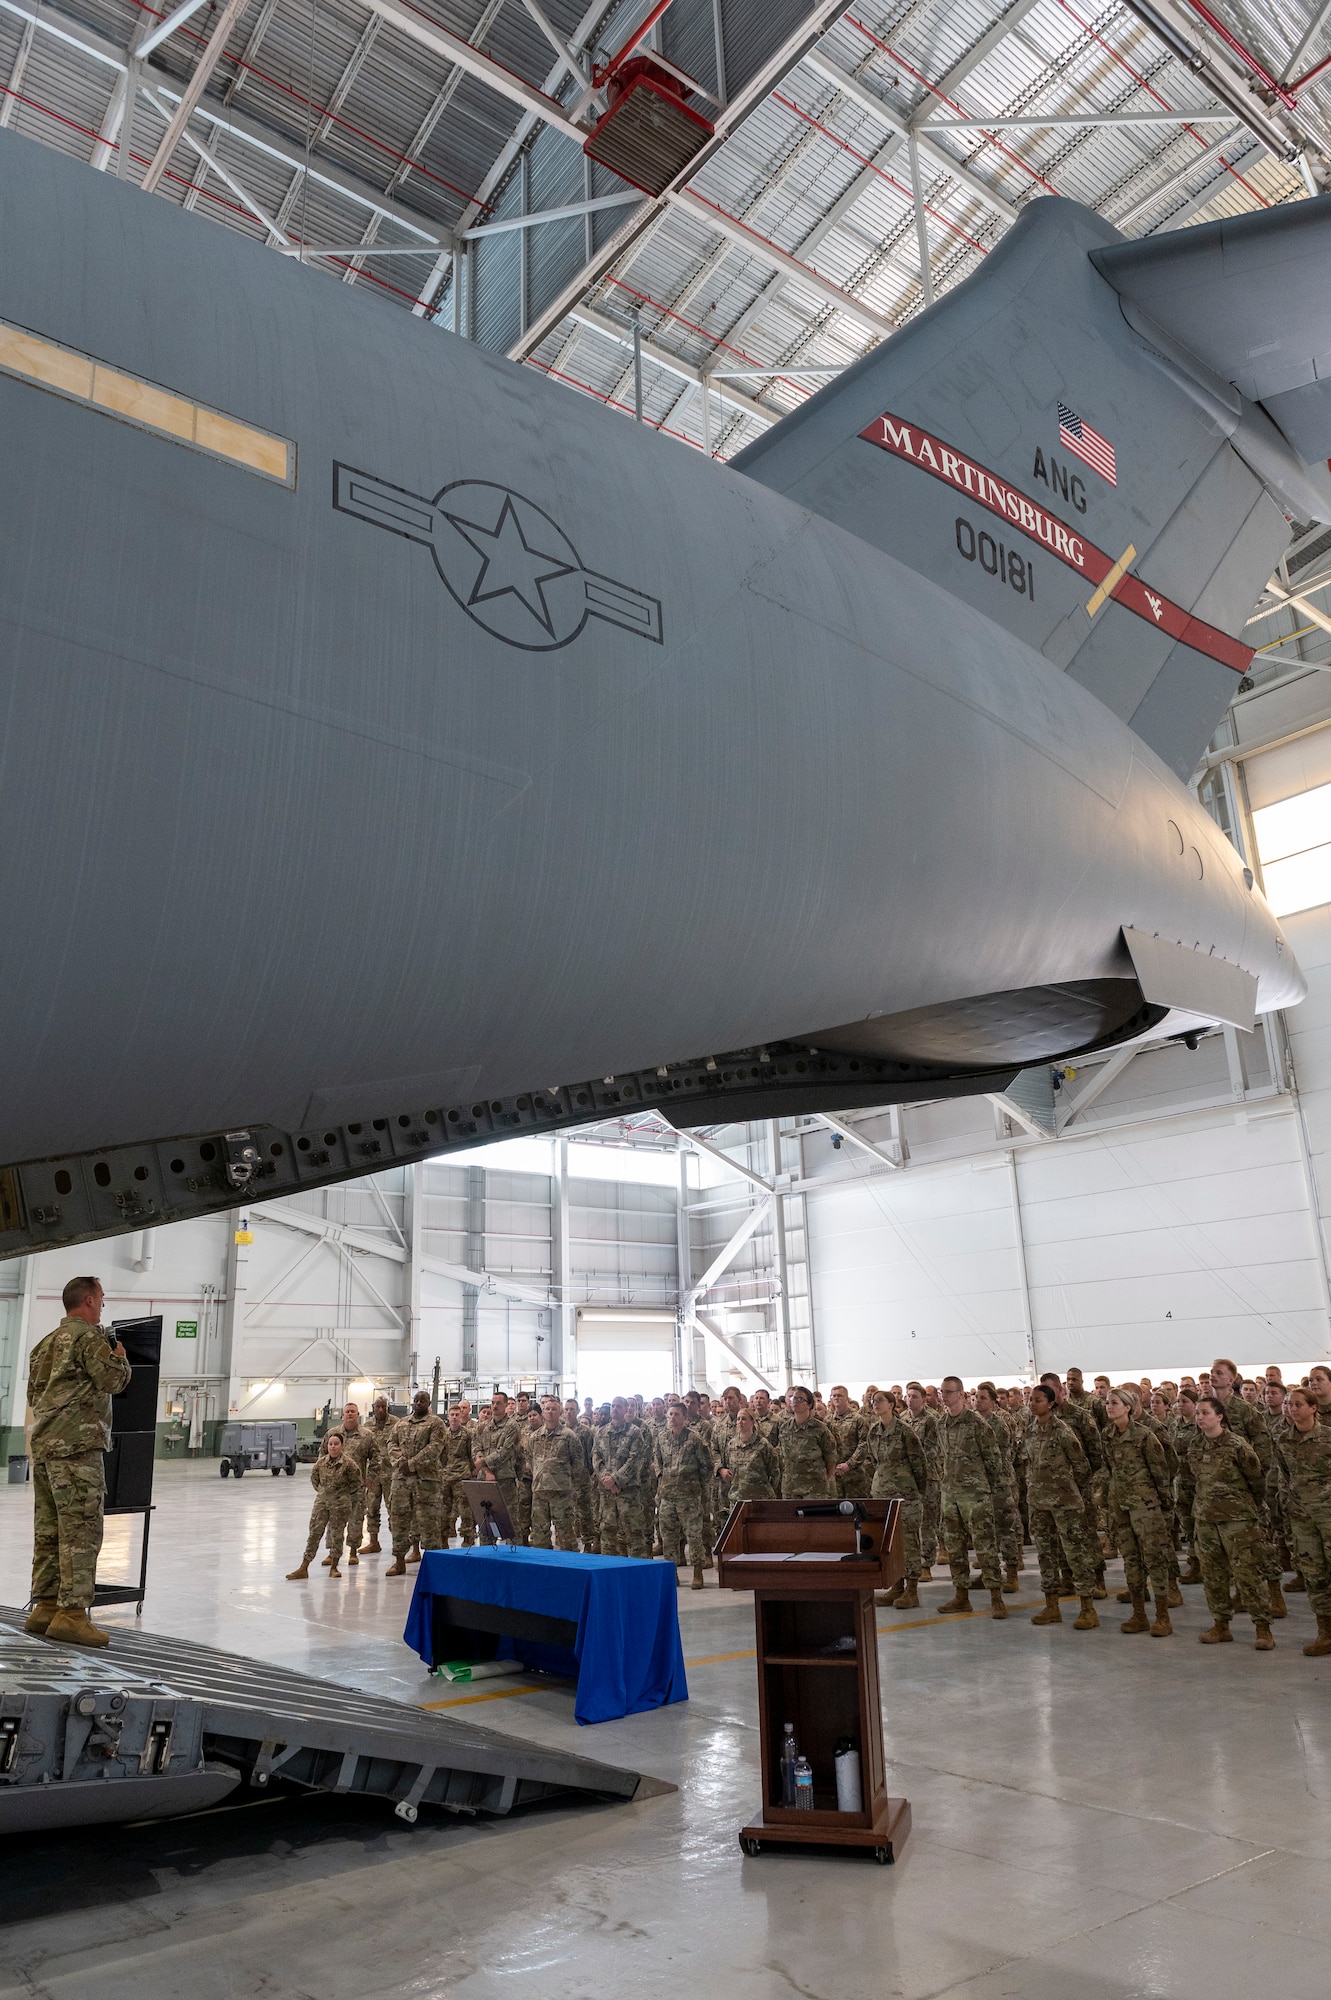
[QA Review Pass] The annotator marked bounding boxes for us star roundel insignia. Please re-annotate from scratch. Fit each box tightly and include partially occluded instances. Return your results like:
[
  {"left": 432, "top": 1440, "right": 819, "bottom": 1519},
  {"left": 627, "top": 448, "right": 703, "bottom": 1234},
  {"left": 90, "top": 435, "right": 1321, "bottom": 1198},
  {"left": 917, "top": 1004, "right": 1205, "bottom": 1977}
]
[{"left": 333, "top": 464, "right": 664, "bottom": 651}]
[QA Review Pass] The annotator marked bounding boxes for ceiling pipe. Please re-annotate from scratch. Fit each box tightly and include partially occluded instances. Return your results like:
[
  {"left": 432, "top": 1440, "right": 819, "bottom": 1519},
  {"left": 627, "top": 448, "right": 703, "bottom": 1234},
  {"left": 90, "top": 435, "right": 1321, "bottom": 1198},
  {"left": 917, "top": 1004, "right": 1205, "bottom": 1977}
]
[{"left": 1117, "top": 0, "right": 1302, "bottom": 160}]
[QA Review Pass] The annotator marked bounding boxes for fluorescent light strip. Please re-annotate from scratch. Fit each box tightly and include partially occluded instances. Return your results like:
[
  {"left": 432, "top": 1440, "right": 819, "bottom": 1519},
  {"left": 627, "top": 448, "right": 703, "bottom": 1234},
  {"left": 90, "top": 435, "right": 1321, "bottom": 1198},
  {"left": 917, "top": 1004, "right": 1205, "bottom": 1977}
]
[{"left": 0, "top": 319, "right": 295, "bottom": 486}]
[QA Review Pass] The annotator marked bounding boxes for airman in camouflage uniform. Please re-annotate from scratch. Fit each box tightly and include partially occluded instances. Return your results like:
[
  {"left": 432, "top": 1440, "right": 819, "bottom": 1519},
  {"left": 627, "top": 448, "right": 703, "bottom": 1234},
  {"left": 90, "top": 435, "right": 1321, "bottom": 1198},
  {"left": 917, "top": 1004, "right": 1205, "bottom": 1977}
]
[
  {"left": 1210, "top": 1358, "right": 1283, "bottom": 1615},
  {"left": 357, "top": 1396, "right": 397, "bottom": 1553},
  {"left": 1276, "top": 1386, "right": 1331, "bottom": 1653},
  {"left": 1264, "top": 1378, "right": 1295, "bottom": 1577},
  {"left": 594, "top": 1397, "right": 652, "bottom": 1556},
  {"left": 384, "top": 1391, "right": 448, "bottom": 1574},
  {"left": 288, "top": 1434, "right": 364, "bottom": 1578},
  {"left": 975, "top": 1383, "right": 1021, "bottom": 1590},
  {"left": 775, "top": 1387, "right": 837, "bottom": 1498},
  {"left": 470, "top": 1390, "right": 527, "bottom": 1542},
  {"left": 826, "top": 1386, "right": 871, "bottom": 1500},
  {"left": 1170, "top": 1392, "right": 1202, "bottom": 1581},
  {"left": 719, "top": 1411, "right": 780, "bottom": 1500},
  {"left": 26, "top": 1277, "right": 131, "bottom": 1647},
  {"left": 906, "top": 1384, "right": 941, "bottom": 1573},
  {"left": 1103, "top": 1388, "right": 1175, "bottom": 1635},
  {"left": 1192, "top": 1396, "right": 1274, "bottom": 1647},
  {"left": 657, "top": 1404, "right": 715, "bottom": 1586},
  {"left": 1043, "top": 1376, "right": 1107, "bottom": 1593},
  {"left": 749, "top": 1389, "right": 779, "bottom": 1442},
  {"left": 937, "top": 1378, "right": 1006, "bottom": 1617},
  {"left": 840, "top": 1391, "right": 927, "bottom": 1607},
  {"left": 438, "top": 1404, "right": 477, "bottom": 1546},
  {"left": 528, "top": 1400, "right": 582, "bottom": 1549},
  {"left": 1025, "top": 1384, "right": 1098, "bottom": 1628},
  {"left": 320, "top": 1405, "right": 373, "bottom": 1565}
]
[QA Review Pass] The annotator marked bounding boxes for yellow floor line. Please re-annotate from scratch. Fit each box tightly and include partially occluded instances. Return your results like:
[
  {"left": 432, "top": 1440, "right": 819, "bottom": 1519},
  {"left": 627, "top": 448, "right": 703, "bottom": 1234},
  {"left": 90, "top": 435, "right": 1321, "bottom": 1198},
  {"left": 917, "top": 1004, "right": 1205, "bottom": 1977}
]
[
  {"left": 420, "top": 1684, "right": 548, "bottom": 1709},
  {"left": 685, "top": 1648, "right": 758, "bottom": 1666}
]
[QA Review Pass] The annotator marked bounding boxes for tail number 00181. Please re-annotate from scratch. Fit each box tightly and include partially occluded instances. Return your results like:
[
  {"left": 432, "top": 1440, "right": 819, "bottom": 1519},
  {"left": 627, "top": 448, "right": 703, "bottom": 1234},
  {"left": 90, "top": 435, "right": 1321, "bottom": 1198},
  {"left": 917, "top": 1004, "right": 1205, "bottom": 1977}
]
[{"left": 954, "top": 515, "right": 1034, "bottom": 600}]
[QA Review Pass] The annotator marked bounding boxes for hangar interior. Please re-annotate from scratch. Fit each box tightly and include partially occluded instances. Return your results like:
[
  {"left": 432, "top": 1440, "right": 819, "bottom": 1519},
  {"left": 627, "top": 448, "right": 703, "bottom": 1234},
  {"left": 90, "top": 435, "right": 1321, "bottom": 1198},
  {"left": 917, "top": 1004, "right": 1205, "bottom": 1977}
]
[{"left": 5, "top": 0, "right": 1331, "bottom": 1990}]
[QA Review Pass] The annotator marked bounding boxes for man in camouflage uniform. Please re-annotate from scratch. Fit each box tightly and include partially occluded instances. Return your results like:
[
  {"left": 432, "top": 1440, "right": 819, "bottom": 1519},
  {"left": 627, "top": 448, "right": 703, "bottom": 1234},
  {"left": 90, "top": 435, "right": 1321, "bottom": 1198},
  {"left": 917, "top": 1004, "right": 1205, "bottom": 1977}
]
[
  {"left": 749, "top": 1388, "right": 778, "bottom": 1441},
  {"left": 1042, "top": 1374, "right": 1107, "bottom": 1594},
  {"left": 25, "top": 1276, "right": 131, "bottom": 1648},
  {"left": 1170, "top": 1389, "right": 1203, "bottom": 1582},
  {"left": 1104, "top": 1388, "right": 1175, "bottom": 1635},
  {"left": 287, "top": 1431, "right": 363, "bottom": 1578},
  {"left": 684, "top": 1391, "right": 719, "bottom": 1566},
  {"left": 1211, "top": 1357, "right": 1285, "bottom": 1617},
  {"left": 936, "top": 1376, "right": 1006, "bottom": 1617},
  {"left": 528, "top": 1397, "right": 581, "bottom": 1549},
  {"left": 1193, "top": 1396, "right": 1274, "bottom": 1647},
  {"left": 470, "top": 1389, "right": 527, "bottom": 1541},
  {"left": 839, "top": 1390, "right": 927, "bottom": 1608},
  {"left": 357, "top": 1395, "right": 396, "bottom": 1554},
  {"left": 826, "top": 1385, "right": 870, "bottom": 1500},
  {"left": 906, "top": 1382, "right": 942, "bottom": 1574},
  {"left": 1277, "top": 1387, "right": 1331, "bottom": 1653},
  {"left": 437, "top": 1403, "right": 477, "bottom": 1546},
  {"left": 657, "top": 1402, "right": 715, "bottom": 1587},
  {"left": 1024, "top": 1383, "right": 1099, "bottom": 1628},
  {"left": 975, "top": 1382, "right": 1021, "bottom": 1591},
  {"left": 571, "top": 1405, "right": 599, "bottom": 1552},
  {"left": 1264, "top": 1376, "right": 1296, "bottom": 1580},
  {"left": 384, "top": 1390, "right": 447, "bottom": 1575},
  {"left": 594, "top": 1396, "right": 651, "bottom": 1556},
  {"left": 645, "top": 1396, "right": 670, "bottom": 1553}
]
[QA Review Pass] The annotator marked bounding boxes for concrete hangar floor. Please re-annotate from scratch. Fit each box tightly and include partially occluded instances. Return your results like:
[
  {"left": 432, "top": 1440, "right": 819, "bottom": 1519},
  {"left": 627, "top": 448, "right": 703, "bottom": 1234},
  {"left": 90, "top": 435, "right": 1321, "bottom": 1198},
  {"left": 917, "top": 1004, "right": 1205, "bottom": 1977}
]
[{"left": 0, "top": 1464, "right": 1326, "bottom": 2000}]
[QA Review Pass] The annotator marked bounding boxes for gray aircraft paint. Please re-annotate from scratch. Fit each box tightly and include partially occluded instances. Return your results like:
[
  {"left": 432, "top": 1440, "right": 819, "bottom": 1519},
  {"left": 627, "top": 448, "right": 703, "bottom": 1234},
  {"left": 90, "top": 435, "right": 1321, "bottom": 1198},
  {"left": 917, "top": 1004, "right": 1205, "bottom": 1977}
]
[{"left": 0, "top": 133, "right": 1307, "bottom": 1247}]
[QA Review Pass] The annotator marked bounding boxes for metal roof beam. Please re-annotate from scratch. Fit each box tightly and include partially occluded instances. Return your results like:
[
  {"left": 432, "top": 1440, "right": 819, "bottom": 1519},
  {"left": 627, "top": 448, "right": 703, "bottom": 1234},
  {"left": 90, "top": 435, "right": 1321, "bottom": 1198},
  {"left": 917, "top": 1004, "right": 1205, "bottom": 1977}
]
[
  {"left": 911, "top": 0, "right": 1044, "bottom": 122},
  {"left": 0, "top": 13, "right": 34, "bottom": 128},
  {"left": 803, "top": 49, "right": 1019, "bottom": 221},
  {"left": 141, "top": 0, "right": 247, "bottom": 193},
  {"left": 357, "top": 0, "right": 586, "bottom": 142},
  {"left": 921, "top": 108, "right": 1237, "bottom": 128},
  {"left": 570, "top": 306, "right": 778, "bottom": 424},
  {"left": 669, "top": 188, "right": 896, "bottom": 336}
]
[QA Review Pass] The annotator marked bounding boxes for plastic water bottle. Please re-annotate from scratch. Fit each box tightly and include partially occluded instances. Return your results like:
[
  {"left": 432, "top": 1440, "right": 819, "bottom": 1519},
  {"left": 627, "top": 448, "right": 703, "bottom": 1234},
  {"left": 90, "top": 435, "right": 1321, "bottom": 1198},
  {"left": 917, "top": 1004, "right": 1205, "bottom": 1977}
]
[
  {"left": 834, "top": 1737, "right": 862, "bottom": 1812},
  {"left": 794, "top": 1756, "right": 814, "bottom": 1809},
  {"left": 780, "top": 1723, "right": 799, "bottom": 1807}
]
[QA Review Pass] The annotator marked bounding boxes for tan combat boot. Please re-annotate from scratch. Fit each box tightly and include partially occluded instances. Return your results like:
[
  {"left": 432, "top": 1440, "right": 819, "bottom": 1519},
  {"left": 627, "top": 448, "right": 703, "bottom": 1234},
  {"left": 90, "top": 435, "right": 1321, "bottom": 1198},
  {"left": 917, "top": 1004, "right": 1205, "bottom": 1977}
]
[
  {"left": 1091, "top": 1568, "right": 1108, "bottom": 1601},
  {"left": 1166, "top": 1577, "right": 1184, "bottom": 1608},
  {"left": 894, "top": 1582, "right": 920, "bottom": 1609},
  {"left": 1268, "top": 1581, "right": 1288, "bottom": 1620},
  {"left": 1199, "top": 1619, "right": 1233, "bottom": 1643},
  {"left": 875, "top": 1579, "right": 904, "bottom": 1607},
  {"left": 691, "top": 1566, "right": 705, "bottom": 1590},
  {"left": 328, "top": 1561, "right": 343, "bottom": 1578},
  {"left": 1287, "top": 1570, "right": 1307, "bottom": 1591},
  {"left": 1058, "top": 1572, "right": 1077, "bottom": 1600},
  {"left": 320, "top": 1552, "right": 335, "bottom": 1567},
  {"left": 1031, "top": 1593, "right": 1062, "bottom": 1625},
  {"left": 1253, "top": 1620, "right": 1275, "bottom": 1651},
  {"left": 1003, "top": 1564, "right": 1018, "bottom": 1593},
  {"left": 385, "top": 1557, "right": 407, "bottom": 1576},
  {"left": 286, "top": 1560, "right": 310, "bottom": 1580},
  {"left": 1303, "top": 1614, "right": 1331, "bottom": 1656},
  {"left": 23, "top": 1599, "right": 58, "bottom": 1636},
  {"left": 1115, "top": 1586, "right": 1134, "bottom": 1604},
  {"left": 1181, "top": 1554, "right": 1202, "bottom": 1585},
  {"left": 1149, "top": 1592, "right": 1173, "bottom": 1637},
  {"left": 918, "top": 1566, "right": 933, "bottom": 1582},
  {"left": 989, "top": 1587, "right": 1008, "bottom": 1620},
  {"left": 359, "top": 1537, "right": 381, "bottom": 1554},
  {"left": 347, "top": 1549, "right": 359, "bottom": 1567},
  {"left": 45, "top": 1607, "right": 111, "bottom": 1648},
  {"left": 938, "top": 1586, "right": 971, "bottom": 1614},
  {"left": 1119, "top": 1597, "right": 1150, "bottom": 1634},
  {"left": 406, "top": 1543, "right": 422, "bottom": 1565},
  {"left": 1072, "top": 1596, "right": 1099, "bottom": 1630}
]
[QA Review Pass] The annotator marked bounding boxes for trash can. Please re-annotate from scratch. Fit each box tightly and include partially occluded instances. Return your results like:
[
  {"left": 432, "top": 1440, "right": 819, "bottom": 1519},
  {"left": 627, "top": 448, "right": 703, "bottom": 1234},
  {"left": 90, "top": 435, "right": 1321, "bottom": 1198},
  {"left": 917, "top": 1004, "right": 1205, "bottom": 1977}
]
[{"left": 7, "top": 1454, "right": 29, "bottom": 1485}]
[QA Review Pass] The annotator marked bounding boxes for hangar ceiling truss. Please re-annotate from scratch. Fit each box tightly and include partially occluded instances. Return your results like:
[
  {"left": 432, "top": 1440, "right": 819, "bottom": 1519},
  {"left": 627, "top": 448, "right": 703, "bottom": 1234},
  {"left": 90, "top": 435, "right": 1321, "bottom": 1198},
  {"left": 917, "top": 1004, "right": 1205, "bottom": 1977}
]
[{"left": 3, "top": 0, "right": 1330, "bottom": 461}]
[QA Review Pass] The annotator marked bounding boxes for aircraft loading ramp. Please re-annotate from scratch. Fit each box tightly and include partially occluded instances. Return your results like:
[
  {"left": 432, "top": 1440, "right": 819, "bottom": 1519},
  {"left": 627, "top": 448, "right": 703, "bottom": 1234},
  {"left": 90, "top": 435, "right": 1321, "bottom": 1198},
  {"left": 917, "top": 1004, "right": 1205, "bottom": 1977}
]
[{"left": 0, "top": 1606, "right": 669, "bottom": 1835}]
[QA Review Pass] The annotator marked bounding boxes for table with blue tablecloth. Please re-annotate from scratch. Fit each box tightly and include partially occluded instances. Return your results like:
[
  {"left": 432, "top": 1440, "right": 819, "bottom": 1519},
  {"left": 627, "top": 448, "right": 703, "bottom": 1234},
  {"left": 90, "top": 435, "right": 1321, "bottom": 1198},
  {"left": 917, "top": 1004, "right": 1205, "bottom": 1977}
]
[{"left": 403, "top": 1547, "right": 689, "bottom": 1726}]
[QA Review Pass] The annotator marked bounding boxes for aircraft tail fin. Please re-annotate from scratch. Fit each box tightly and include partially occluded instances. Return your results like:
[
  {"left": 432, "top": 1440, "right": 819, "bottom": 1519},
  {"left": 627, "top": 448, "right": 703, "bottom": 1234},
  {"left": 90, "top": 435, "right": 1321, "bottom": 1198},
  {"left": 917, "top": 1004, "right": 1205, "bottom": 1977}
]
[{"left": 733, "top": 195, "right": 1331, "bottom": 778}]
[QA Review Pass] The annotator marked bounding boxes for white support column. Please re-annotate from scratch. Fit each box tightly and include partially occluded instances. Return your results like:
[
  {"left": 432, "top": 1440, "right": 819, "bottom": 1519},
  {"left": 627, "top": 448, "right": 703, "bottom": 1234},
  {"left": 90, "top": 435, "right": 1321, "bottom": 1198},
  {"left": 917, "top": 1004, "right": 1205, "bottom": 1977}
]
[
  {"left": 676, "top": 1138, "right": 692, "bottom": 1395},
  {"left": 551, "top": 1135, "right": 574, "bottom": 1391},
  {"left": 1007, "top": 1152, "right": 1037, "bottom": 1380},
  {"left": 770, "top": 1120, "right": 794, "bottom": 1389},
  {"left": 407, "top": 1162, "right": 425, "bottom": 1394},
  {"left": 1280, "top": 1015, "right": 1331, "bottom": 1356},
  {"left": 220, "top": 1208, "right": 252, "bottom": 1417}
]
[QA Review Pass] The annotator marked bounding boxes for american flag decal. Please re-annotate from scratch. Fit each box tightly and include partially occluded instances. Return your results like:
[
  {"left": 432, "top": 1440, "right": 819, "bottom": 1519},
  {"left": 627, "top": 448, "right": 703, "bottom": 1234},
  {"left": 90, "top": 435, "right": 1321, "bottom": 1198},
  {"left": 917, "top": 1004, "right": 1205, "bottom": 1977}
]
[{"left": 1058, "top": 402, "right": 1117, "bottom": 485}]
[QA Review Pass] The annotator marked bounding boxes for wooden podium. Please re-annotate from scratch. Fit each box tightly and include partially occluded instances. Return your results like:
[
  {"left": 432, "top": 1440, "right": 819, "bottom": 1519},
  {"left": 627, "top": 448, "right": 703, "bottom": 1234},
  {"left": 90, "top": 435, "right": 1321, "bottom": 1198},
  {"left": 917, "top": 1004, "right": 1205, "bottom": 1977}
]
[{"left": 717, "top": 1497, "right": 911, "bottom": 1864}]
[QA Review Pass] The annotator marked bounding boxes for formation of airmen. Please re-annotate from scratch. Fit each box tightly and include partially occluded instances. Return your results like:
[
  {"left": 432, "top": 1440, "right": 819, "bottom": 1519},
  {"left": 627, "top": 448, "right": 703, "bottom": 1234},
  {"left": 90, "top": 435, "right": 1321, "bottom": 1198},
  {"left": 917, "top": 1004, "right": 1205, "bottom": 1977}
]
[{"left": 284, "top": 1360, "right": 1331, "bottom": 1656}]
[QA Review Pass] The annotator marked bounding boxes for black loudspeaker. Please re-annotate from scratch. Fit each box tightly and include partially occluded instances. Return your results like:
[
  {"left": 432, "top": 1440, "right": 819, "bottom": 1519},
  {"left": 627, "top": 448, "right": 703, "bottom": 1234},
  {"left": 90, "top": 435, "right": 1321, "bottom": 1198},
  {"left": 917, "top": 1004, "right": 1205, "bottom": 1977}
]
[{"left": 103, "top": 1316, "right": 162, "bottom": 1510}]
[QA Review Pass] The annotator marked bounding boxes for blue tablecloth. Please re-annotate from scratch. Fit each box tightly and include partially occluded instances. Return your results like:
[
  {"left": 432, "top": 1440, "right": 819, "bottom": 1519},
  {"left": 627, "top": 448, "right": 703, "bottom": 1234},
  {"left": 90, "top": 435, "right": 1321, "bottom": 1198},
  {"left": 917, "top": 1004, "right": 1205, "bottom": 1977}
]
[{"left": 403, "top": 1547, "right": 688, "bottom": 1726}]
